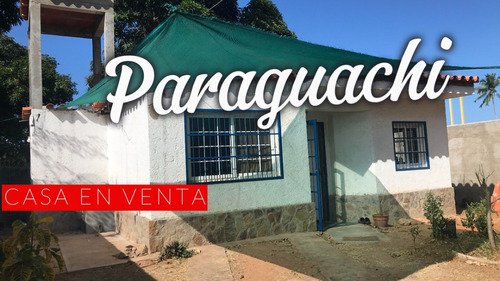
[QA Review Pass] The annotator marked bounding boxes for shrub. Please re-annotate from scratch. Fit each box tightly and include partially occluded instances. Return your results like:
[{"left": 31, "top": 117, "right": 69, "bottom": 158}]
[
  {"left": 158, "top": 241, "right": 194, "bottom": 261},
  {"left": 1, "top": 214, "right": 64, "bottom": 281},
  {"left": 424, "top": 194, "right": 456, "bottom": 239},
  {"left": 409, "top": 226, "right": 421, "bottom": 250},
  {"left": 461, "top": 199, "right": 488, "bottom": 236}
]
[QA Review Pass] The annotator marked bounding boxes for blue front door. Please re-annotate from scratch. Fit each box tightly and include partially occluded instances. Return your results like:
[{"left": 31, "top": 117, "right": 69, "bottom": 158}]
[{"left": 307, "top": 120, "right": 324, "bottom": 231}]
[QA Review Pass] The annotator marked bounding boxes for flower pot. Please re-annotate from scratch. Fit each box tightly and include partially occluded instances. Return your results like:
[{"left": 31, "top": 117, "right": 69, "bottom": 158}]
[{"left": 372, "top": 214, "right": 389, "bottom": 227}]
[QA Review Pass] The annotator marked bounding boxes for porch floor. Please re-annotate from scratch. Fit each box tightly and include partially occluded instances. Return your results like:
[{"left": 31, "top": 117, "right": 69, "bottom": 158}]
[{"left": 325, "top": 223, "right": 389, "bottom": 243}]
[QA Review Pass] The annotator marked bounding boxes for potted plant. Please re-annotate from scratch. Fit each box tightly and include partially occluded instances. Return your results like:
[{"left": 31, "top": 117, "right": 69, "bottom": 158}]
[{"left": 373, "top": 205, "right": 389, "bottom": 227}]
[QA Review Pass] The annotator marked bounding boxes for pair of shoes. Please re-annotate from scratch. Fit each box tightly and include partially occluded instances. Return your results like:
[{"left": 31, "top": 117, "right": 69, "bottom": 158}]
[{"left": 358, "top": 217, "right": 371, "bottom": 225}]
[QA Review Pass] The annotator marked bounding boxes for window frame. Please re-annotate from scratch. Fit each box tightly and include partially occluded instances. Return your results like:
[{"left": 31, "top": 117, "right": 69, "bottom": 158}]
[
  {"left": 392, "top": 121, "right": 430, "bottom": 171},
  {"left": 184, "top": 110, "right": 284, "bottom": 184}
]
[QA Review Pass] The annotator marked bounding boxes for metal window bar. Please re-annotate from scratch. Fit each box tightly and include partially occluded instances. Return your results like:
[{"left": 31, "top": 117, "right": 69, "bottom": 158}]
[
  {"left": 392, "top": 121, "right": 429, "bottom": 171},
  {"left": 186, "top": 111, "right": 283, "bottom": 183}
]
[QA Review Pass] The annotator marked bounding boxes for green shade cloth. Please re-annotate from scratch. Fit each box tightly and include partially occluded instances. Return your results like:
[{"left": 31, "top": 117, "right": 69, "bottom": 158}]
[{"left": 67, "top": 11, "right": 497, "bottom": 107}]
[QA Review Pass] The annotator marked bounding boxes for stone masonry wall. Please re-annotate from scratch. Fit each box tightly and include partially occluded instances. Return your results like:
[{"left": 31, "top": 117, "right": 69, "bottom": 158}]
[
  {"left": 116, "top": 202, "right": 316, "bottom": 253},
  {"left": 333, "top": 187, "right": 456, "bottom": 225},
  {"left": 115, "top": 211, "right": 151, "bottom": 248}
]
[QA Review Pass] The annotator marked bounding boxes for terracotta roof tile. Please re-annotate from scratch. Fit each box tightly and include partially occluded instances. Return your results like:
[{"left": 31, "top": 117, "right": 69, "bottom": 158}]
[{"left": 423, "top": 73, "right": 479, "bottom": 83}]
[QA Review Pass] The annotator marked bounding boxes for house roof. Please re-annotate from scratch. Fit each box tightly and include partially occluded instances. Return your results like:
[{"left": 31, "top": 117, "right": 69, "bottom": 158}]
[{"left": 68, "top": 11, "right": 494, "bottom": 107}]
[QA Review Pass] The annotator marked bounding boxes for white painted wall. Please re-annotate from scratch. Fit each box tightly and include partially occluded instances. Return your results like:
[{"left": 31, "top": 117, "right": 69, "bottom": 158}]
[
  {"left": 30, "top": 109, "right": 108, "bottom": 184},
  {"left": 107, "top": 95, "right": 150, "bottom": 185},
  {"left": 371, "top": 98, "right": 452, "bottom": 194},
  {"left": 305, "top": 98, "right": 452, "bottom": 198},
  {"left": 144, "top": 101, "right": 312, "bottom": 220},
  {"left": 29, "top": 79, "right": 462, "bottom": 222},
  {"left": 148, "top": 96, "right": 186, "bottom": 185}
]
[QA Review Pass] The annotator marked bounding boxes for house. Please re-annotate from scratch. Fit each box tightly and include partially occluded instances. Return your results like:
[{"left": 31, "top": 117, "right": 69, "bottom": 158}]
[{"left": 29, "top": 11, "right": 477, "bottom": 252}]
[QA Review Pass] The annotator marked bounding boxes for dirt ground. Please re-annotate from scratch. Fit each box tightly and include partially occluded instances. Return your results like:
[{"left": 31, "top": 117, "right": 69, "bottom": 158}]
[{"left": 53, "top": 213, "right": 500, "bottom": 281}]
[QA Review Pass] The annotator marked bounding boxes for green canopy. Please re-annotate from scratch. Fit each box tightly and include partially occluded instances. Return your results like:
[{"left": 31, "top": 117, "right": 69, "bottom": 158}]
[{"left": 68, "top": 11, "right": 496, "bottom": 107}]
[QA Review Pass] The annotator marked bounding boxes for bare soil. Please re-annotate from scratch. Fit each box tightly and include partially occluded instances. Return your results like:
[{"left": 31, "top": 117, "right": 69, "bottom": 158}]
[
  {"left": 53, "top": 213, "right": 500, "bottom": 281},
  {"left": 225, "top": 238, "right": 324, "bottom": 281}
]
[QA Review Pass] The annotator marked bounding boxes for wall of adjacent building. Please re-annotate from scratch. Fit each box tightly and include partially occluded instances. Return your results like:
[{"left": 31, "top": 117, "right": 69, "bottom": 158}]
[
  {"left": 448, "top": 119, "right": 500, "bottom": 205},
  {"left": 30, "top": 109, "right": 108, "bottom": 184},
  {"left": 29, "top": 108, "right": 111, "bottom": 233}
]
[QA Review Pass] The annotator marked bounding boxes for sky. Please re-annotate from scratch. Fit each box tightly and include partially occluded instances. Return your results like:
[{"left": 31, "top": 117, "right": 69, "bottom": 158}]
[{"left": 7, "top": 0, "right": 500, "bottom": 125}]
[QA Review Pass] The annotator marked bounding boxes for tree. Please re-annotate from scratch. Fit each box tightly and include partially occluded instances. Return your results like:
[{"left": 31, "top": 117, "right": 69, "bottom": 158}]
[
  {"left": 113, "top": 0, "right": 294, "bottom": 55},
  {"left": 197, "top": 0, "right": 240, "bottom": 22},
  {"left": 474, "top": 166, "right": 496, "bottom": 252},
  {"left": 0, "top": 35, "right": 76, "bottom": 167},
  {"left": 114, "top": 0, "right": 178, "bottom": 55},
  {"left": 240, "top": 0, "right": 296, "bottom": 38},
  {"left": 114, "top": 0, "right": 242, "bottom": 55},
  {"left": 177, "top": 0, "right": 214, "bottom": 18},
  {"left": 96, "top": 0, "right": 294, "bottom": 87},
  {"left": 0, "top": 0, "right": 22, "bottom": 34},
  {"left": 475, "top": 73, "right": 500, "bottom": 119}
]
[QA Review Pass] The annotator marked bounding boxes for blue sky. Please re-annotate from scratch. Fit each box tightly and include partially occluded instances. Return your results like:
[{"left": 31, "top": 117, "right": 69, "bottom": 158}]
[{"left": 8, "top": 0, "right": 500, "bottom": 125}]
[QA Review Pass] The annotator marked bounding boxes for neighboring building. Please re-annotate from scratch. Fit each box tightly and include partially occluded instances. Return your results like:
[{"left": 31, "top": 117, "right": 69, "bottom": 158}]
[
  {"left": 29, "top": 11, "right": 476, "bottom": 252},
  {"left": 448, "top": 120, "right": 500, "bottom": 206}
]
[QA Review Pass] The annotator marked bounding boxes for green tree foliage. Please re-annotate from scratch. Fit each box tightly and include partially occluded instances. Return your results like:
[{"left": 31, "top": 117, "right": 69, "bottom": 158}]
[
  {"left": 1, "top": 214, "right": 64, "bottom": 281},
  {"left": 475, "top": 73, "right": 500, "bottom": 119},
  {"left": 197, "top": 0, "right": 240, "bottom": 22},
  {"left": 114, "top": 0, "right": 294, "bottom": 55},
  {"left": 114, "top": 0, "right": 177, "bottom": 55},
  {"left": 178, "top": 0, "right": 214, "bottom": 18},
  {"left": 240, "top": 0, "right": 296, "bottom": 38},
  {"left": 0, "top": 35, "right": 76, "bottom": 167},
  {"left": 461, "top": 199, "right": 488, "bottom": 235},
  {"left": 0, "top": 0, "right": 22, "bottom": 34}
]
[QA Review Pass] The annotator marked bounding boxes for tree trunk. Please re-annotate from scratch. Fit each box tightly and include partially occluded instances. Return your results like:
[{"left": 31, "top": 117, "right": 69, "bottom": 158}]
[
  {"left": 477, "top": 167, "right": 496, "bottom": 252},
  {"left": 493, "top": 97, "right": 497, "bottom": 120}
]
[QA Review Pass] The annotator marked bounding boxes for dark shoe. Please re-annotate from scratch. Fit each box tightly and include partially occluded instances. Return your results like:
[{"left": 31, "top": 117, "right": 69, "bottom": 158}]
[
  {"left": 358, "top": 217, "right": 365, "bottom": 224},
  {"left": 363, "top": 217, "right": 371, "bottom": 225}
]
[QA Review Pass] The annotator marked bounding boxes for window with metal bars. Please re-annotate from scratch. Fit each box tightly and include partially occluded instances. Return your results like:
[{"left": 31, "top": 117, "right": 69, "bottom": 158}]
[
  {"left": 392, "top": 121, "right": 429, "bottom": 171},
  {"left": 185, "top": 110, "right": 283, "bottom": 183}
]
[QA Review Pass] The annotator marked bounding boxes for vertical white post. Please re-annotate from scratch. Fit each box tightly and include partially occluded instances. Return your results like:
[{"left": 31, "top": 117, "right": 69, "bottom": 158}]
[
  {"left": 103, "top": 10, "right": 115, "bottom": 67},
  {"left": 28, "top": 0, "right": 42, "bottom": 109}
]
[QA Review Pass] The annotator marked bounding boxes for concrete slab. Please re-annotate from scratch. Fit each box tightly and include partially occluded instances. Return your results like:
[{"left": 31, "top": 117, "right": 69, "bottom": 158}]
[
  {"left": 288, "top": 232, "right": 372, "bottom": 281},
  {"left": 186, "top": 244, "right": 233, "bottom": 281},
  {"left": 58, "top": 232, "right": 134, "bottom": 272},
  {"left": 325, "top": 223, "right": 389, "bottom": 243}
]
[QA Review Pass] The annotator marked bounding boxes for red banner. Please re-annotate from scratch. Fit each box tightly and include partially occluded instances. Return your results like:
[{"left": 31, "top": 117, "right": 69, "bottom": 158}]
[{"left": 1, "top": 185, "right": 207, "bottom": 211}]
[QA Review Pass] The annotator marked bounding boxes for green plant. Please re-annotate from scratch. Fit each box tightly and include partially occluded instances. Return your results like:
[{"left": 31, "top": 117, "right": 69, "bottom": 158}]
[
  {"left": 1, "top": 214, "right": 64, "bottom": 281},
  {"left": 409, "top": 226, "right": 421, "bottom": 250},
  {"left": 424, "top": 194, "right": 456, "bottom": 239},
  {"left": 461, "top": 199, "right": 488, "bottom": 235},
  {"left": 158, "top": 241, "right": 194, "bottom": 262},
  {"left": 424, "top": 193, "right": 445, "bottom": 239}
]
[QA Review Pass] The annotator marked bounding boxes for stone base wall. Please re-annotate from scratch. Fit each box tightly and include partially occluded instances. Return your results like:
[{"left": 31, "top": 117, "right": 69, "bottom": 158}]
[
  {"left": 114, "top": 211, "right": 151, "bottom": 247},
  {"left": 333, "top": 187, "right": 456, "bottom": 225},
  {"left": 116, "top": 202, "right": 316, "bottom": 253}
]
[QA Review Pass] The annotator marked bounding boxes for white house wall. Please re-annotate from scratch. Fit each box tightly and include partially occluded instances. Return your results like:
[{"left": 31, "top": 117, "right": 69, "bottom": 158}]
[
  {"left": 30, "top": 109, "right": 108, "bottom": 184},
  {"left": 142, "top": 90, "right": 312, "bottom": 220},
  {"left": 29, "top": 108, "right": 111, "bottom": 233},
  {"left": 371, "top": 98, "right": 452, "bottom": 194},
  {"left": 305, "top": 97, "right": 454, "bottom": 222},
  {"left": 107, "top": 96, "right": 151, "bottom": 185},
  {"left": 115, "top": 93, "right": 317, "bottom": 248}
]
